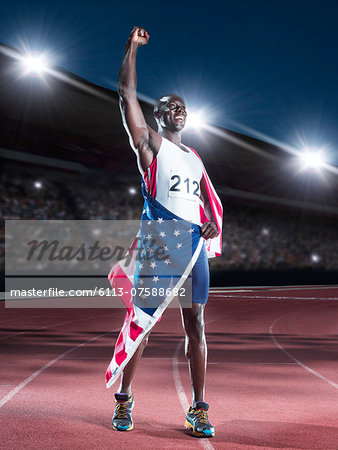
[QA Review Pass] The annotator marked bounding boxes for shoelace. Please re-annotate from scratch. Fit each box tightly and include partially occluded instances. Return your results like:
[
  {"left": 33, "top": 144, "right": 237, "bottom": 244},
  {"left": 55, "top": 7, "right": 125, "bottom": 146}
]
[
  {"left": 194, "top": 409, "right": 209, "bottom": 424},
  {"left": 115, "top": 401, "right": 129, "bottom": 418}
]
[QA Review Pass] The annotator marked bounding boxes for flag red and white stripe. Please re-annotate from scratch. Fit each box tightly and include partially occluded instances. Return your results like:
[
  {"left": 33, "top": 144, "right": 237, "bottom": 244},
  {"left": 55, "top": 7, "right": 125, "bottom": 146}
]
[{"left": 189, "top": 147, "right": 223, "bottom": 257}]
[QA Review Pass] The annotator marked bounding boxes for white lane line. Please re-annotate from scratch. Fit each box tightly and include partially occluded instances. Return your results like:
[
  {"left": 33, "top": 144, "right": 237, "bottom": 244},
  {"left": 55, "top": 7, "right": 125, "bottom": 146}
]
[
  {"left": 63, "top": 358, "right": 297, "bottom": 365},
  {"left": 178, "top": 362, "right": 297, "bottom": 365},
  {"left": 212, "top": 295, "right": 338, "bottom": 301},
  {"left": 172, "top": 339, "right": 215, "bottom": 450},
  {"left": 0, "top": 329, "right": 116, "bottom": 408},
  {"left": 210, "top": 289, "right": 254, "bottom": 293},
  {"left": 0, "top": 313, "right": 109, "bottom": 342},
  {"left": 64, "top": 357, "right": 179, "bottom": 360},
  {"left": 62, "top": 357, "right": 108, "bottom": 360},
  {"left": 172, "top": 340, "right": 190, "bottom": 411},
  {"left": 269, "top": 313, "right": 338, "bottom": 390},
  {"left": 210, "top": 285, "right": 338, "bottom": 292}
]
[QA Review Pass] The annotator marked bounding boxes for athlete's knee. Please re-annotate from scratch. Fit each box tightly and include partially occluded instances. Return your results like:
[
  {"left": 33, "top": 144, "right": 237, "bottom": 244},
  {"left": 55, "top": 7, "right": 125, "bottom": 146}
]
[
  {"left": 187, "top": 326, "right": 205, "bottom": 345},
  {"left": 185, "top": 313, "right": 205, "bottom": 343},
  {"left": 184, "top": 327, "right": 206, "bottom": 361}
]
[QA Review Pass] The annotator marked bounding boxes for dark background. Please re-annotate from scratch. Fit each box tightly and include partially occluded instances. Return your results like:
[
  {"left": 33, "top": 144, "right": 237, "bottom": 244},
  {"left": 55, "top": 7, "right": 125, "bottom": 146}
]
[{"left": 1, "top": 0, "right": 338, "bottom": 163}]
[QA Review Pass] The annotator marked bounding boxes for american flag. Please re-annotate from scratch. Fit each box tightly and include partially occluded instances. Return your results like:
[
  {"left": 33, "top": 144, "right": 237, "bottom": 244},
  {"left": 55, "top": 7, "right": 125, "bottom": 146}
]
[{"left": 106, "top": 151, "right": 222, "bottom": 388}]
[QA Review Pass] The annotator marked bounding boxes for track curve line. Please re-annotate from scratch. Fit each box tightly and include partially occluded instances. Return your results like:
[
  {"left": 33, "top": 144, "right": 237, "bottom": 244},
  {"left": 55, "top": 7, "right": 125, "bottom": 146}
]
[
  {"left": 0, "top": 313, "right": 109, "bottom": 342},
  {"left": 269, "top": 308, "right": 338, "bottom": 390},
  {"left": 0, "top": 329, "right": 116, "bottom": 408},
  {"left": 172, "top": 338, "right": 215, "bottom": 450}
]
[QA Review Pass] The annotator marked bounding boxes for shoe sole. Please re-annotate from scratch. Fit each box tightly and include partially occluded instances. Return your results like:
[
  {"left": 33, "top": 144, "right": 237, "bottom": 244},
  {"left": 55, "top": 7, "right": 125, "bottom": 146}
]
[
  {"left": 112, "top": 423, "right": 134, "bottom": 431},
  {"left": 184, "top": 420, "right": 215, "bottom": 438}
]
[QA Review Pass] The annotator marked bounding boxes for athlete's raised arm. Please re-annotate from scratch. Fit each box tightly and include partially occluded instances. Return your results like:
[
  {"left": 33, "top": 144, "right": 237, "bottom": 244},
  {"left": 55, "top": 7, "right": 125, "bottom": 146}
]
[{"left": 118, "top": 27, "right": 161, "bottom": 172}]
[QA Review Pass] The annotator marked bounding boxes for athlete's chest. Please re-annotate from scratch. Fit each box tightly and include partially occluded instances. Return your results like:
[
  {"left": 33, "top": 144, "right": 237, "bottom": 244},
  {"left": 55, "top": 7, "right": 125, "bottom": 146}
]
[{"left": 156, "top": 140, "right": 203, "bottom": 202}]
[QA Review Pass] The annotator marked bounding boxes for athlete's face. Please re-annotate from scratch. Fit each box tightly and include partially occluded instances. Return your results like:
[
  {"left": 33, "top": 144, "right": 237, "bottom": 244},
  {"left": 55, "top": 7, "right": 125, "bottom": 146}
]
[{"left": 158, "top": 96, "right": 187, "bottom": 132}]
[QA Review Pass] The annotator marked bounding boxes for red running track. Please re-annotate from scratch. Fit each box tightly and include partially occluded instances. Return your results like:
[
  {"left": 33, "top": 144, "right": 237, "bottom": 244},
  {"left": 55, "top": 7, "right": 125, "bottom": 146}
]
[{"left": 0, "top": 286, "right": 337, "bottom": 449}]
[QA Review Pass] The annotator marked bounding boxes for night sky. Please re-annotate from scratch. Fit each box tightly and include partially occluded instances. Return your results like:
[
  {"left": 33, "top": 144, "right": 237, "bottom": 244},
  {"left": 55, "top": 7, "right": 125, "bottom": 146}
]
[{"left": 1, "top": 0, "right": 338, "bottom": 164}]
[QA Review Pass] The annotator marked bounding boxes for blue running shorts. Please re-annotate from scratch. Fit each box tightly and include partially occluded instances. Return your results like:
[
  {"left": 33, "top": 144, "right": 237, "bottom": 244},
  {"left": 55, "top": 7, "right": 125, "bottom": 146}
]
[{"left": 191, "top": 242, "right": 210, "bottom": 304}]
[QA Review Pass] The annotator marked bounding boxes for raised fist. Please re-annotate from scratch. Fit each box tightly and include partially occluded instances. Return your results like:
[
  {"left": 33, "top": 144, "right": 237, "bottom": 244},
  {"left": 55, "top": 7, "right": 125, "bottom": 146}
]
[{"left": 130, "top": 27, "right": 150, "bottom": 46}]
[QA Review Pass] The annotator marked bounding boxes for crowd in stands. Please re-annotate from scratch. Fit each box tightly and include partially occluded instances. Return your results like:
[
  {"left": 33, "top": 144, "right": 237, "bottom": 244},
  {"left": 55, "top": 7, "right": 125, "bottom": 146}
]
[
  {"left": 69, "top": 182, "right": 140, "bottom": 220},
  {"left": 1, "top": 171, "right": 73, "bottom": 220},
  {"left": 1, "top": 169, "right": 338, "bottom": 271},
  {"left": 210, "top": 204, "right": 338, "bottom": 271}
]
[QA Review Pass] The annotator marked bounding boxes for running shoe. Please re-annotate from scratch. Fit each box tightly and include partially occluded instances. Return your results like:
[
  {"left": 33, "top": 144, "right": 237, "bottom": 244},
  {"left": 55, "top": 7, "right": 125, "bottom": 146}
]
[
  {"left": 185, "top": 401, "right": 215, "bottom": 437},
  {"left": 112, "top": 392, "right": 134, "bottom": 431}
]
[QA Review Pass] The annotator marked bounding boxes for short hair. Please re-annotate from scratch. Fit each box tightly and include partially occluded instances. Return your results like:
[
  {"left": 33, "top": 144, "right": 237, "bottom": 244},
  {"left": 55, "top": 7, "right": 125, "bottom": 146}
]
[{"left": 153, "top": 94, "right": 185, "bottom": 115}]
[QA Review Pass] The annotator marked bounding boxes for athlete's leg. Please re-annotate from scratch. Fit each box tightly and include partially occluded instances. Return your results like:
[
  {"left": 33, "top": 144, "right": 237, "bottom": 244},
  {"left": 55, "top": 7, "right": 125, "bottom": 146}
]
[
  {"left": 117, "top": 330, "right": 151, "bottom": 395},
  {"left": 180, "top": 242, "right": 209, "bottom": 405},
  {"left": 180, "top": 303, "right": 207, "bottom": 405},
  {"left": 181, "top": 302, "right": 215, "bottom": 437}
]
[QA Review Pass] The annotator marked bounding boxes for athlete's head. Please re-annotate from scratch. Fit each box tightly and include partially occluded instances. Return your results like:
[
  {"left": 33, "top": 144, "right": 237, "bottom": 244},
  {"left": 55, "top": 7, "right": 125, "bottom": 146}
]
[{"left": 154, "top": 94, "right": 187, "bottom": 132}]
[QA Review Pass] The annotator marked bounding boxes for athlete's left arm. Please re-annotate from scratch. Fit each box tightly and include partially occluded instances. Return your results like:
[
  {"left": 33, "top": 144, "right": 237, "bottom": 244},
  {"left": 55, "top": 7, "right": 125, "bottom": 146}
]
[{"left": 200, "top": 177, "right": 219, "bottom": 239}]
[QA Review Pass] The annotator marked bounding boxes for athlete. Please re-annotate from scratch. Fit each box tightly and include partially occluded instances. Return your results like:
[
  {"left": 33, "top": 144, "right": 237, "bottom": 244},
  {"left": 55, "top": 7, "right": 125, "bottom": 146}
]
[{"left": 112, "top": 27, "right": 221, "bottom": 438}]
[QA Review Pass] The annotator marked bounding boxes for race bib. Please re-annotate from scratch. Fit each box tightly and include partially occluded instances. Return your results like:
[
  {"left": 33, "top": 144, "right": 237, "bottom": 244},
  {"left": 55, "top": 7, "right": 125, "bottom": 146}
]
[{"left": 168, "top": 169, "right": 201, "bottom": 202}]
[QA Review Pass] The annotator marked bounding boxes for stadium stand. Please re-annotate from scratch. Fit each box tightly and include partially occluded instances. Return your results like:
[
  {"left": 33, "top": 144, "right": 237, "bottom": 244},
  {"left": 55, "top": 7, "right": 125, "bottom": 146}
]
[{"left": 1, "top": 167, "right": 337, "bottom": 273}]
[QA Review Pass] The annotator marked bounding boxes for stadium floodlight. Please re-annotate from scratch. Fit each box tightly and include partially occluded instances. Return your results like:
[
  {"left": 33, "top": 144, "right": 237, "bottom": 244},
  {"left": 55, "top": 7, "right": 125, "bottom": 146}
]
[
  {"left": 34, "top": 181, "right": 42, "bottom": 189},
  {"left": 129, "top": 187, "right": 137, "bottom": 195},
  {"left": 298, "top": 148, "right": 327, "bottom": 172},
  {"left": 22, "top": 54, "right": 48, "bottom": 76},
  {"left": 311, "top": 253, "right": 320, "bottom": 263},
  {"left": 185, "top": 110, "right": 206, "bottom": 130}
]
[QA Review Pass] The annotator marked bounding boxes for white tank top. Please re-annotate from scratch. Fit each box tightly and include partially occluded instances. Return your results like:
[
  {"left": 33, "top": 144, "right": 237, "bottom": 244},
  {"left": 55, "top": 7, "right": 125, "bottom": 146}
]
[{"left": 143, "top": 137, "right": 203, "bottom": 225}]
